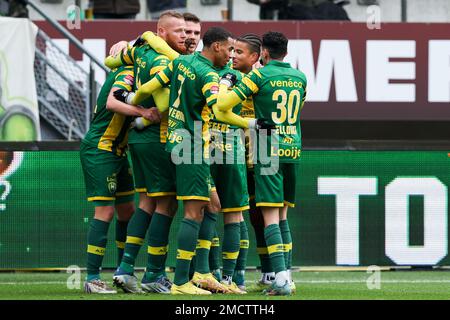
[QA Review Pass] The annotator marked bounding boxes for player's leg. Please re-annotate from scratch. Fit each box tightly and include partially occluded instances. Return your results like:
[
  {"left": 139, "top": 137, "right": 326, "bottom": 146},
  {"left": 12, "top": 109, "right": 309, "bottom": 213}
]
[
  {"left": 205, "top": 187, "right": 221, "bottom": 284},
  {"left": 221, "top": 211, "right": 246, "bottom": 294},
  {"left": 114, "top": 199, "right": 140, "bottom": 293},
  {"left": 114, "top": 144, "right": 155, "bottom": 292},
  {"left": 248, "top": 168, "right": 274, "bottom": 290},
  {"left": 260, "top": 206, "right": 291, "bottom": 295},
  {"left": 281, "top": 163, "right": 299, "bottom": 293},
  {"left": 170, "top": 163, "right": 212, "bottom": 295},
  {"left": 171, "top": 200, "right": 211, "bottom": 295},
  {"left": 139, "top": 145, "right": 178, "bottom": 293},
  {"left": 142, "top": 195, "right": 177, "bottom": 293},
  {"left": 205, "top": 174, "right": 223, "bottom": 281},
  {"left": 249, "top": 205, "right": 274, "bottom": 290},
  {"left": 115, "top": 201, "right": 134, "bottom": 266},
  {"left": 80, "top": 143, "right": 120, "bottom": 294},
  {"left": 209, "top": 229, "right": 221, "bottom": 280},
  {"left": 191, "top": 189, "right": 229, "bottom": 293},
  {"left": 114, "top": 193, "right": 154, "bottom": 292},
  {"left": 85, "top": 205, "right": 117, "bottom": 294},
  {"left": 255, "top": 163, "right": 291, "bottom": 296},
  {"left": 113, "top": 157, "right": 136, "bottom": 267},
  {"left": 279, "top": 205, "right": 295, "bottom": 293},
  {"left": 191, "top": 187, "right": 221, "bottom": 280},
  {"left": 212, "top": 162, "right": 249, "bottom": 294},
  {"left": 234, "top": 213, "right": 249, "bottom": 291}
]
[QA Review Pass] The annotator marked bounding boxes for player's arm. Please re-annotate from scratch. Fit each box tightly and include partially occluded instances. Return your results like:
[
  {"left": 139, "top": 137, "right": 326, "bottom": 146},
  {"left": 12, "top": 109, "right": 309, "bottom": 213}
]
[
  {"left": 109, "top": 41, "right": 129, "bottom": 57},
  {"left": 114, "top": 62, "right": 173, "bottom": 110},
  {"left": 141, "top": 31, "right": 180, "bottom": 61},
  {"left": 133, "top": 61, "right": 173, "bottom": 108},
  {"left": 301, "top": 88, "right": 307, "bottom": 111},
  {"left": 152, "top": 87, "right": 170, "bottom": 113},
  {"left": 148, "top": 56, "right": 171, "bottom": 113},
  {"left": 104, "top": 45, "right": 136, "bottom": 69},
  {"left": 202, "top": 72, "right": 250, "bottom": 129},
  {"left": 213, "top": 87, "right": 248, "bottom": 129},
  {"left": 132, "top": 87, "right": 170, "bottom": 129},
  {"left": 106, "top": 67, "right": 154, "bottom": 119},
  {"left": 107, "top": 88, "right": 156, "bottom": 120},
  {"left": 129, "top": 55, "right": 172, "bottom": 128},
  {"left": 214, "top": 71, "right": 271, "bottom": 130}
]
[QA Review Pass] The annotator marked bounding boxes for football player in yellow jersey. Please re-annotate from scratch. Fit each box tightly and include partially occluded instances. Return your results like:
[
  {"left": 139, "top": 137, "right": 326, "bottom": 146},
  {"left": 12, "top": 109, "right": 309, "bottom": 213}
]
[
  {"left": 81, "top": 66, "right": 158, "bottom": 294},
  {"left": 114, "top": 27, "right": 239, "bottom": 295},
  {"left": 215, "top": 32, "right": 307, "bottom": 296},
  {"left": 225, "top": 34, "right": 263, "bottom": 292},
  {"left": 233, "top": 36, "right": 277, "bottom": 292},
  {"left": 105, "top": 11, "right": 188, "bottom": 294},
  {"left": 110, "top": 16, "right": 230, "bottom": 294}
]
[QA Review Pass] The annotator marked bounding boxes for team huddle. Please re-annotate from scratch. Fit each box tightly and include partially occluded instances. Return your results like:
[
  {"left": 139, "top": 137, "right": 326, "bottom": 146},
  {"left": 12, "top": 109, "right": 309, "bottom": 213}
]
[{"left": 80, "top": 11, "right": 307, "bottom": 296}]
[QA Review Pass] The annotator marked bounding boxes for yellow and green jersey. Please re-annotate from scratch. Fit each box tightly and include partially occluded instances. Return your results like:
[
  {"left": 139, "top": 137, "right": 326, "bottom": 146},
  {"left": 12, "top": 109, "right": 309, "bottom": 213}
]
[
  {"left": 154, "top": 52, "right": 220, "bottom": 158},
  {"left": 119, "top": 44, "right": 171, "bottom": 144},
  {"left": 209, "top": 67, "right": 244, "bottom": 132},
  {"left": 83, "top": 66, "right": 134, "bottom": 156},
  {"left": 209, "top": 67, "right": 248, "bottom": 163},
  {"left": 240, "top": 92, "right": 255, "bottom": 119},
  {"left": 234, "top": 60, "right": 307, "bottom": 163}
]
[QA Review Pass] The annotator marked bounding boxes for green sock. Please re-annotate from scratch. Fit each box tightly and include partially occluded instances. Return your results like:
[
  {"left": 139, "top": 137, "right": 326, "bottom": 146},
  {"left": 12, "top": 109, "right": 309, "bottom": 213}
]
[
  {"left": 234, "top": 221, "right": 249, "bottom": 285},
  {"left": 222, "top": 222, "right": 241, "bottom": 278},
  {"left": 86, "top": 219, "right": 110, "bottom": 281},
  {"left": 189, "top": 255, "right": 196, "bottom": 281},
  {"left": 254, "top": 224, "right": 272, "bottom": 273},
  {"left": 144, "top": 212, "right": 173, "bottom": 281},
  {"left": 119, "top": 208, "right": 152, "bottom": 274},
  {"left": 115, "top": 219, "right": 129, "bottom": 267},
  {"left": 279, "top": 219, "right": 292, "bottom": 270},
  {"left": 209, "top": 230, "right": 221, "bottom": 272},
  {"left": 195, "top": 211, "right": 218, "bottom": 274},
  {"left": 264, "top": 224, "right": 286, "bottom": 274},
  {"left": 174, "top": 219, "right": 200, "bottom": 286}
]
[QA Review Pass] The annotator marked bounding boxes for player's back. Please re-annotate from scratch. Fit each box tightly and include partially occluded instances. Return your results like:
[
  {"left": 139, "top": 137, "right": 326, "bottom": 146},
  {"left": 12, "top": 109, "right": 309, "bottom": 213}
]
[
  {"left": 128, "top": 45, "right": 171, "bottom": 144},
  {"left": 83, "top": 65, "right": 134, "bottom": 156},
  {"left": 252, "top": 60, "right": 307, "bottom": 162}
]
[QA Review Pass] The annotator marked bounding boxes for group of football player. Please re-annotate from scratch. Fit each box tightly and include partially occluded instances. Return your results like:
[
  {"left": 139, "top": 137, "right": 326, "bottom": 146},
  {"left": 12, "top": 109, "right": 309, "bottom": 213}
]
[{"left": 80, "top": 10, "right": 306, "bottom": 296}]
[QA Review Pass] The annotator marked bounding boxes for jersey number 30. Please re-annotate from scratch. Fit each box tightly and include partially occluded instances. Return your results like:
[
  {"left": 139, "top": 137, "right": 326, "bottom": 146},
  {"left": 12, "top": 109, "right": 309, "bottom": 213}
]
[{"left": 271, "top": 89, "right": 301, "bottom": 125}]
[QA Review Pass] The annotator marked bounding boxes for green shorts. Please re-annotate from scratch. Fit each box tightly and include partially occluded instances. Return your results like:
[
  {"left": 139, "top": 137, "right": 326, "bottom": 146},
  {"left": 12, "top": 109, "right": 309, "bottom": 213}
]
[
  {"left": 254, "top": 162, "right": 299, "bottom": 208},
  {"left": 210, "top": 163, "right": 249, "bottom": 213},
  {"left": 129, "top": 142, "right": 176, "bottom": 197},
  {"left": 176, "top": 162, "right": 212, "bottom": 202},
  {"left": 80, "top": 142, "right": 135, "bottom": 206}
]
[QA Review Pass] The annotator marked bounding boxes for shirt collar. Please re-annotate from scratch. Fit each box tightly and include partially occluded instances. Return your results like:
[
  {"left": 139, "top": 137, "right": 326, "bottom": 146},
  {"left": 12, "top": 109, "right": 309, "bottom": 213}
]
[{"left": 266, "top": 60, "right": 290, "bottom": 68}]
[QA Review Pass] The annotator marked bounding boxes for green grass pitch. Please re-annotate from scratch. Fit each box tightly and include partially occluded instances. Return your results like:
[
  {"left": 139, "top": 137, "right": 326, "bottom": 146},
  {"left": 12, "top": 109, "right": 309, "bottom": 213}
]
[{"left": 1, "top": 270, "right": 450, "bottom": 300}]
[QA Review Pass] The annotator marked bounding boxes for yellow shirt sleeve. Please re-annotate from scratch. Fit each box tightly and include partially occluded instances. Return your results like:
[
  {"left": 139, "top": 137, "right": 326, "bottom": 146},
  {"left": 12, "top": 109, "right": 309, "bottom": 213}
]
[
  {"left": 132, "top": 76, "right": 164, "bottom": 106},
  {"left": 142, "top": 31, "right": 180, "bottom": 61},
  {"left": 213, "top": 84, "right": 250, "bottom": 129},
  {"left": 152, "top": 87, "right": 170, "bottom": 113}
]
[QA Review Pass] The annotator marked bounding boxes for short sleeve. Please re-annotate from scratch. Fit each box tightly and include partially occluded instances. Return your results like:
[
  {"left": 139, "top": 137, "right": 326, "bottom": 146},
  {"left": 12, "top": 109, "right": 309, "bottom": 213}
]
[{"left": 112, "top": 66, "right": 134, "bottom": 91}]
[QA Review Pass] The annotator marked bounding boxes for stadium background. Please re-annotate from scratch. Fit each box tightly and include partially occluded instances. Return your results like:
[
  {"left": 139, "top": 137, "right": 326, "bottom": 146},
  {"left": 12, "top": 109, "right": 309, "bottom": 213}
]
[
  {"left": 1, "top": 149, "right": 449, "bottom": 269},
  {"left": 1, "top": 1, "right": 450, "bottom": 272}
]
